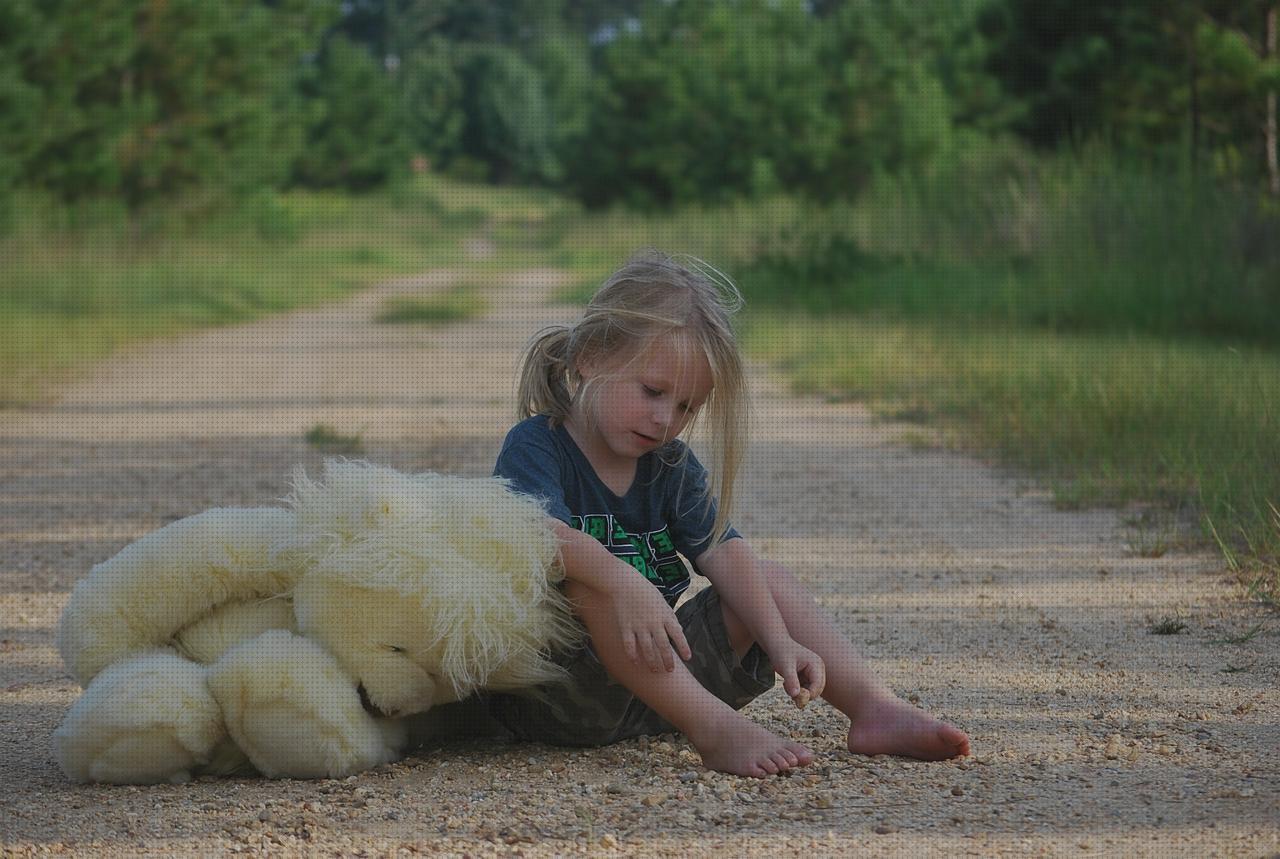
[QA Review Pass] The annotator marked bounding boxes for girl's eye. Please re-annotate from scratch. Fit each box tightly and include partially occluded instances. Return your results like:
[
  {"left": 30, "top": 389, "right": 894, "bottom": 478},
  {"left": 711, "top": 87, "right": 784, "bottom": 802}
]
[{"left": 642, "top": 385, "right": 661, "bottom": 397}]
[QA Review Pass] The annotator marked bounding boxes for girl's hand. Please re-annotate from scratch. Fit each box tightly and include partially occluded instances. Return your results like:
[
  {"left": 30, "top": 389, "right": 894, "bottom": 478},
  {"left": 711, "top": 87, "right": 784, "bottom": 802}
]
[
  {"left": 769, "top": 637, "right": 826, "bottom": 706},
  {"left": 611, "top": 575, "right": 692, "bottom": 672}
]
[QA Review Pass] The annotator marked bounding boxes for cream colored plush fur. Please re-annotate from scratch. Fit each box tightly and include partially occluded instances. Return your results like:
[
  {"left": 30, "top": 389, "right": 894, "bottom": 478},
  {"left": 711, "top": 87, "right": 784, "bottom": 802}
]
[
  {"left": 206, "top": 629, "right": 405, "bottom": 779},
  {"left": 287, "top": 460, "right": 581, "bottom": 716},
  {"left": 172, "top": 597, "right": 298, "bottom": 665},
  {"left": 54, "top": 459, "right": 576, "bottom": 784},
  {"left": 57, "top": 507, "right": 303, "bottom": 685},
  {"left": 53, "top": 650, "right": 225, "bottom": 784}
]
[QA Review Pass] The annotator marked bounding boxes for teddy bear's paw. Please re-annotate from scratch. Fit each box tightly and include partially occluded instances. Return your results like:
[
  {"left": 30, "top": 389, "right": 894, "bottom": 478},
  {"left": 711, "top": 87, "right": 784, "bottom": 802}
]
[
  {"left": 53, "top": 650, "right": 225, "bottom": 784},
  {"left": 207, "top": 629, "right": 405, "bottom": 779}
]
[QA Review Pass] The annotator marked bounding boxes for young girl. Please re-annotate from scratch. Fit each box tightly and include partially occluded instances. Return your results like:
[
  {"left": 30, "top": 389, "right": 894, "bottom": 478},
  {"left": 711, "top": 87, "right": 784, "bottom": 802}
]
[{"left": 487, "top": 251, "right": 969, "bottom": 778}]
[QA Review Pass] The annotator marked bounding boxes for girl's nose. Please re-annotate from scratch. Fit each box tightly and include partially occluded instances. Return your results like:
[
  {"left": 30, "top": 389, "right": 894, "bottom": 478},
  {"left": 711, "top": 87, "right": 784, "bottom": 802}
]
[{"left": 654, "top": 403, "right": 680, "bottom": 433}]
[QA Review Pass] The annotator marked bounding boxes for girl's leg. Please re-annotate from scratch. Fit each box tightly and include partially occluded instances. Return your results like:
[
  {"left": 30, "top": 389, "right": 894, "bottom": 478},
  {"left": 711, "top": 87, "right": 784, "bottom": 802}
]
[
  {"left": 719, "top": 565, "right": 971, "bottom": 760},
  {"left": 564, "top": 581, "right": 813, "bottom": 778}
]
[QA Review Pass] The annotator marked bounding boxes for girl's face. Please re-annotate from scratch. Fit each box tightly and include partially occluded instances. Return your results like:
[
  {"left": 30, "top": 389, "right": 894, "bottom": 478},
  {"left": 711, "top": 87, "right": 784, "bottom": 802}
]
[{"left": 575, "top": 335, "right": 714, "bottom": 465}]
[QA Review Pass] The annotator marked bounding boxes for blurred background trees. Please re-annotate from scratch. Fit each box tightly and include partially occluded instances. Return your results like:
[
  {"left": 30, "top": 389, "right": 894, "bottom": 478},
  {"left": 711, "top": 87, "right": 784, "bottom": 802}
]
[{"left": 2, "top": 0, "right": 1277, "bottom": 211}]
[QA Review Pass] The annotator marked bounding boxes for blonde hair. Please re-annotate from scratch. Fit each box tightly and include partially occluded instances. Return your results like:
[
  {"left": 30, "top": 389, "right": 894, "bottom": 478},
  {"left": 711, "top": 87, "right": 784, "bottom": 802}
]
[{"left": 517, "top": 249, "right": 747, "bottom": 544}]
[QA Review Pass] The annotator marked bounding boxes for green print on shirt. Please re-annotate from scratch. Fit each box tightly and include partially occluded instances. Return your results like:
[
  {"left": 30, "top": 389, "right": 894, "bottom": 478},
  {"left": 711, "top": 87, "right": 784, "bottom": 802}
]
[
  {"left": 581, "top": 514, "right": 610, "bottom": 543},
  {"left": 569, "top": 514, "right": 686, "bottom": 589}
]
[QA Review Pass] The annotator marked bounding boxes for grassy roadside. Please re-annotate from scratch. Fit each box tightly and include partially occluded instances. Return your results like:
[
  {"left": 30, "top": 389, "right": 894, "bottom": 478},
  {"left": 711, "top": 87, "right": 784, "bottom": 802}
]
[
  {"left": 740, "top": 315, "right": 1280, "bottom": 596},
  {"left": 0, "top": 179, "right": 507, "bottom": 406}
]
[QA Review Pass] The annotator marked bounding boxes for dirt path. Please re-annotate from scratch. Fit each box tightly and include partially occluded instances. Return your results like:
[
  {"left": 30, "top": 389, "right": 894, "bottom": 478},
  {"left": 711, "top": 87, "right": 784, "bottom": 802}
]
[{"left": 1, "top": 266, "right": 1276, "bottom": 856}]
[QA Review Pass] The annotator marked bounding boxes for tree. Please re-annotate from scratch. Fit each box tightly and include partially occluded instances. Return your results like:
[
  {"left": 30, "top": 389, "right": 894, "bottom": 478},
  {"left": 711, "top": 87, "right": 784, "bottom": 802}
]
[
  {"left": 571, "top": 0, "right": 835, "bottom": 206},
  {"left": 1, "top": 0, "right": 337, "bottom": 207},
  {"left": 0, "top": 1, "right": 45, "bottom": 202},
  {"left": 1268, "top": 6, "right": 1278, "bottom": 195},
  {"left": 822, "top": 0, "right": 1004, "bottom": 192},
  {"left": 292, "top": 35, "right": 412, "bottom": 189},
  {"left": 983, "top": 0, "right": 1280, "bottom": 190}
]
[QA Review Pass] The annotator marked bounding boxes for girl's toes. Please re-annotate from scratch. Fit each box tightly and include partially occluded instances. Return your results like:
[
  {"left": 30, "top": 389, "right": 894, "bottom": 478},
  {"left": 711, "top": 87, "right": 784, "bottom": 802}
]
[{"left": 788, "top": 743, "right": 814, "bottom": 765}]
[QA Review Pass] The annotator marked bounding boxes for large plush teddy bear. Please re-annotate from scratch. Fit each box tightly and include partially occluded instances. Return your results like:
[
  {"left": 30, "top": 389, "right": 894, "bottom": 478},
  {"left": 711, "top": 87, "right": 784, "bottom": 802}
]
[{"left": 53, "top": 460, "right": 580, "bottom": 784}]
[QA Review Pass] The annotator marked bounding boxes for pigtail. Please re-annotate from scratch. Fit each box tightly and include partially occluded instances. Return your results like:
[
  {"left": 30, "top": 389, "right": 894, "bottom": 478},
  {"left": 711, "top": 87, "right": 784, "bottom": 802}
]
[{"left": 517, "top": 326, "right": 575, "bottom": 423}]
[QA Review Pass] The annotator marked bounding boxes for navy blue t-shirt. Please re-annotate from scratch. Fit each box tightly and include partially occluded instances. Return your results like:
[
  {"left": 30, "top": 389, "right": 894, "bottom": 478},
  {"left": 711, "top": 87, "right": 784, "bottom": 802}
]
[{"left": 493, "top": 415, "right": 739, "bottom": 606}]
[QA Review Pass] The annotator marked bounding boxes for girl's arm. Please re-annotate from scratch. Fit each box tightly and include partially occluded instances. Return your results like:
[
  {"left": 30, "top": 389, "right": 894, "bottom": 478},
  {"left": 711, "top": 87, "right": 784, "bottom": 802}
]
[
  {"left": 552, "top": 520, "right": 692, "bottom": 671},
  {"left": 696, "top": 537, "right": 824, "bottom": 700},
  {"left": 695, "top": 538, "right": 790, "bottom": 653}
]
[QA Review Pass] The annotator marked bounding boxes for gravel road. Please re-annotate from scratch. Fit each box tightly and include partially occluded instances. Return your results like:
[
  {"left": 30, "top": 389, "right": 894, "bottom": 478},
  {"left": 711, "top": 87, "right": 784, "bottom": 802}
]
[{"left": 1, "top": 265, "right": 1276, "bottom": 856}]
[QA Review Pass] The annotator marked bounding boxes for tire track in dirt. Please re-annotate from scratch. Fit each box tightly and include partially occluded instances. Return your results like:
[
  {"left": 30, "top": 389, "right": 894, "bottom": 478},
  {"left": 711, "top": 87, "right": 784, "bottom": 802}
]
[{"left": 1, "top": 267, "right": 1275, "bottom": 855}]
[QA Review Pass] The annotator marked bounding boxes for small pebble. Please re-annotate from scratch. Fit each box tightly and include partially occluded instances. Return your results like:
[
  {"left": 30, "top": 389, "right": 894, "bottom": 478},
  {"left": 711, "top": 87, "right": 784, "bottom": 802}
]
[{"left": 950, "top": 786, "right": 965, "bottom": 796}]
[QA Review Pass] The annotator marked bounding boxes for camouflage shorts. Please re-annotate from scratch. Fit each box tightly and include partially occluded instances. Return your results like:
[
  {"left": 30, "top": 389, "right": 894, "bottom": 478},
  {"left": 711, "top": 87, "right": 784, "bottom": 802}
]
[{"left": 487, "top": 586, "right": 775, "bottom": 747}]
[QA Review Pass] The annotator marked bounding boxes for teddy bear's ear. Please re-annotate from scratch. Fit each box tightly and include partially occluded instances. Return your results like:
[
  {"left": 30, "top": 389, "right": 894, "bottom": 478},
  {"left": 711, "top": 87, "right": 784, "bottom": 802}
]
[{"left": 53, "top": 650, "right": 225, "bottom": 784}]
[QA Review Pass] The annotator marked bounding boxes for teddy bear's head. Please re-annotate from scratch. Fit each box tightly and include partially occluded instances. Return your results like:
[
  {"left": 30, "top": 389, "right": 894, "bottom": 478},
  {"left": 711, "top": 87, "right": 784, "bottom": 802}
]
[
  {"left": 291, "top": 574, "right": 450, "bottom": 717},
  {"left": 287, "top": 459, "right": 582, "bottom": 717}
]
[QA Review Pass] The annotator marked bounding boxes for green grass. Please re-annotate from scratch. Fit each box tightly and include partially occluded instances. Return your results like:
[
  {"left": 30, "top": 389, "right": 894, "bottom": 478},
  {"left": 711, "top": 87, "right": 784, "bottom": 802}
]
[
  {"left": 736, "top": 156, "right": 1280, "bottom": 345},
  {"left": 376, "top": 287, "right": 488, "bottom": 325},
  {"left": 304, "top": 423, "right": 363, "bottom": 454},
  {"left": 546, "top": 195, "right": 815, "bottom": 302},
  {"left": 0, "top": 175, "right": 545, "bottom": 406},
  {"left": 1208, "top": 502, "right": 1280, "bottom": 606},
  {"left": 741, "top": 314, "right": 1280, "bottom": 570},
  {"left": 1149, "top": 616, "right": 1189, "bottom": 635}
]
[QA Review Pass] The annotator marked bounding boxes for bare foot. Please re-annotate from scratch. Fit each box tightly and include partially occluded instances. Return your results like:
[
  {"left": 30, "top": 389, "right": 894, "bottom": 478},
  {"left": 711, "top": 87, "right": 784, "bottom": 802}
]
[
  {"left": 691, "top": 713, "right": 814, "bottom": 778},
  {"left": 847, "top": 696, "right": 970, "bottom": 761}
]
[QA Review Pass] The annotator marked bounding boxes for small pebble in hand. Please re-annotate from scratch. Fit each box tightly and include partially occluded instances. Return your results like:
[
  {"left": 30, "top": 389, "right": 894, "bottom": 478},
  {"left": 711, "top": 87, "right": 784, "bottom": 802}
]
[{"left": 793, "top": 689, "right": 811, "bottom": 709}]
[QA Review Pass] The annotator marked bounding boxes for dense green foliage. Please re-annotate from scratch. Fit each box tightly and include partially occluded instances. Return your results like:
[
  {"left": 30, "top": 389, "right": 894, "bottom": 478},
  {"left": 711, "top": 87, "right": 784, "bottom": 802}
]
[
  {"left": 293, "top": 35, "right": 413, "bottom": 190},
  {"left": 3, "top": 1, "right": 1278, "bottom": 208},
  {"left": 0, "top": 0, "right": 334, "bottom": 207},
  {"left": 984, "top": 0, "right": 1280, "bottom": 172}
]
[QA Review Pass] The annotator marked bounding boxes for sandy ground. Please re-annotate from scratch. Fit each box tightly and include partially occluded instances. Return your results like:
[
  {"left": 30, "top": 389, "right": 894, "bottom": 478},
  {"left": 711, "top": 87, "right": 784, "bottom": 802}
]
[{"left": 1, "top": 263, "right": 1277, "bottom": 857}]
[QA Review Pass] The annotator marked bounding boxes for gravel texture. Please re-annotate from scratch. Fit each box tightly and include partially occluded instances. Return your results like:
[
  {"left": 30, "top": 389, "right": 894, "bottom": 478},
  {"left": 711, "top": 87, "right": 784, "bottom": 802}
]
[{"left": 1, "top": 265, "right": 1277, "bottom": 857}]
